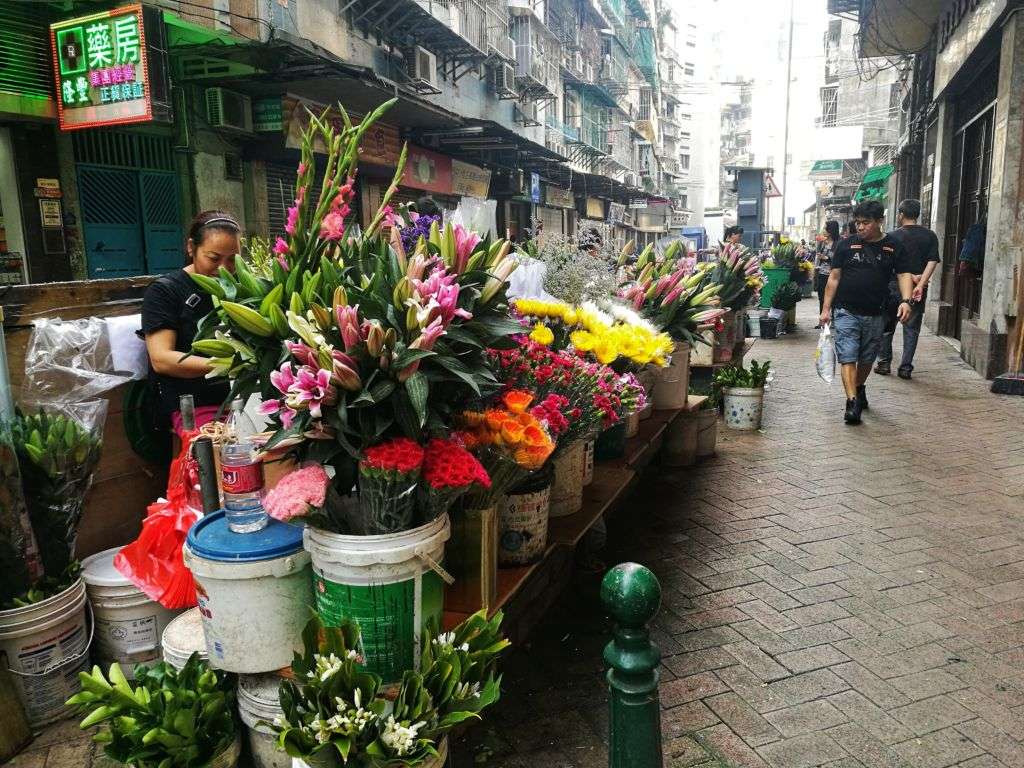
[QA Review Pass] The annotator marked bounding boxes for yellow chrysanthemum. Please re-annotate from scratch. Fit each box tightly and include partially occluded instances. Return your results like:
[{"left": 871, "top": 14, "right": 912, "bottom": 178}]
[
  {"left": 570, "top": 329, "right": 596, "bottom": 352},
  {"left": 529, "top": 322, "right": 554, "bottom": 345}
]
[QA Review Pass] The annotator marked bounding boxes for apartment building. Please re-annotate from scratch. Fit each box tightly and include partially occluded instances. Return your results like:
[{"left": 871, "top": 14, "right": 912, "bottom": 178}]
[{"left": 0, "top": 0, "right": 685, "bottom": 283}]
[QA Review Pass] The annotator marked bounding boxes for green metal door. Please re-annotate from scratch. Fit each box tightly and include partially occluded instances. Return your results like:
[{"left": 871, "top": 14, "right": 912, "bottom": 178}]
[
  {"left": 75, "top": 130, "right": 182, "bottom": 277},
  {"left": 140, "top": 171, "right": 182, "bottom": 274},
  {"left": 78, "top": 164, "right": 146, "bottom": 278}
]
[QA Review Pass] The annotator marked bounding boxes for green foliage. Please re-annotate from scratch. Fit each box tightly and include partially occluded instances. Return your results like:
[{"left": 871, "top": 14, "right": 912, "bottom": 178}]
[
  {"left": 275, "top": 611, "right": 508, "bottom": 767},
  {"left": 713, "top": 359, "right": 772, "bottom": 390},
  {"left": 242, "top": 235, "right": 275, "bottom": 280},
  {"left": 771, "top": 282, "right": 803, "bottom": 311},
  {"left": 65, "top": 656, "right": 237, "bottom": 768}
]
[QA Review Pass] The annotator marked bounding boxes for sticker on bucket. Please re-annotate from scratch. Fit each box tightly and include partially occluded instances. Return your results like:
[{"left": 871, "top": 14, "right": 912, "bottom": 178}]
[
  {"left": 15, "top": 620, "right": 90, "bottom": 722},
  {"left": 499, "top": 487, "right": 549, "bottom": 565},
  {"left": 95, "top": 614, "right": 159, "bottom": 657},
  {"left": 313, "top": 572, "right": 444, "bottom": 684}
]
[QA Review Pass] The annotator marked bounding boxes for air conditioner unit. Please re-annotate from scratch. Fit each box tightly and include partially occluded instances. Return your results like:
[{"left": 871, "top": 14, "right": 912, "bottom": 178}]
[
  {"left": 491, "top": 62, "right": 518, "bottom": 99},
  {"left": 624, "top": 172, "right": 637, "bottom": 186},
  {"left": 408, "top": 46, "right": 439, "bottom": 89},
  {"left": 515, "top": 100, "right": 540, "bottom": 126},
  {"left": 205, "top": 87, "right": 252, "bottom": 133}
]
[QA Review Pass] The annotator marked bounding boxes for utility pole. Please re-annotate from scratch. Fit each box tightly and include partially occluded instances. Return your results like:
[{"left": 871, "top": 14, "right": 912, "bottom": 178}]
[{"left": 780, "top": 0, "right": 795, "bottom": 232}]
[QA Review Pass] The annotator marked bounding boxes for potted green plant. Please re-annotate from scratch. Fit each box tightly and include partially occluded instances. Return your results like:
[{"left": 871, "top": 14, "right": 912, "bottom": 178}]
[
  {"left": 275, "top": 611, "right": 508, "bottom": 768},
  {"left": 771, "top": 282, "right": 802, "bottom": 332},
  {"left": 65, "top": 655, "right": 239, "bottom": 768},
  {"left": 714, "top": 360, "right": 772, "bottom": 431}
]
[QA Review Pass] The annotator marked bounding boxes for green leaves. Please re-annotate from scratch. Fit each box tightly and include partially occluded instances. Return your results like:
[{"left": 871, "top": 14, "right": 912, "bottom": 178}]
[{"left": 65, "top": 656, "right": 235, "bottom": 768}]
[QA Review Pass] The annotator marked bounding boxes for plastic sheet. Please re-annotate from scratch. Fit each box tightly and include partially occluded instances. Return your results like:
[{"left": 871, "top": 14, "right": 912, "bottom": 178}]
[
  {"left": 0, "top": 418, "right": 41, "bottom": 605},
  {"left": 115, "top": 434, "right": 199, "bottom": 609},
  {"left": 23, "top": 317, "right": 134, "bottom": 403},
  {"left": 449, "top": 197, "right": 497, "bottom": 239}
]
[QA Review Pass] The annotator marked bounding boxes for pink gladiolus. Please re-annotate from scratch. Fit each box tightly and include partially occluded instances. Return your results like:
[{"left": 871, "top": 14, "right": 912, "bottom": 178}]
[
  {"left": 382, "top": 205, "right": 396, "bottom": 228},
  {"left": 320, "top": 211, "right": 346, "bottom": 241},
  {"left": 297, "top": 162, "right": 308, "bottom": 176},
  {"left": 452, "top": 224, "right": 481, "bottom": 273},
  {"left": 273, "top": 237, "right": 289, "bottom": 255},
  {"left": 285, "top": 205, "right": 299, "bottom": 235},
  {"left": 264, "top": 465, "right": 329, "bottom": 522}
]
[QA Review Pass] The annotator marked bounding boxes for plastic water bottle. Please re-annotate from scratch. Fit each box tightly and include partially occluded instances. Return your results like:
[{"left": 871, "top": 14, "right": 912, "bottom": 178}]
[{"left": 221, "top": 397, "right": 268, "bottom": 533}]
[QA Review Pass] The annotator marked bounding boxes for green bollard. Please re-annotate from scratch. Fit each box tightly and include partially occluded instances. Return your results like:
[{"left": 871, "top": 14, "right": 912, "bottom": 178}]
[{"left": 602, "top": 562, "right": 663, "bottom": 768}]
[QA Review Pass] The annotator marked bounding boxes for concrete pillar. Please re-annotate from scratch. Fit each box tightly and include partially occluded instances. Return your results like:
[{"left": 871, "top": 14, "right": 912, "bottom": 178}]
[
  {"left": 962, "top": 10, "right": 1024, "bottom": 377},
  {"left": 923, "top": 99, "right": 955, "bottom": 336}
]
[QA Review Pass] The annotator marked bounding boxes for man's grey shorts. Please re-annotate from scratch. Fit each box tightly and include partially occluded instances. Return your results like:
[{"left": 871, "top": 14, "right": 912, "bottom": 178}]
[{"left": 832, "top": 308, "right": 885, "bottom": 364}]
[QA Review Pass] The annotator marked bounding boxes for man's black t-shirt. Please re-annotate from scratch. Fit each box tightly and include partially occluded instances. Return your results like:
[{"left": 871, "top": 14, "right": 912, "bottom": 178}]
[
  {"left": 141, "top": 269, "right": 230, "bottom": 425},
  {"left": 888, "top": 225, "right": 940, "bottom": 274},
  {"left": 832, "top": 234, "right": 912, "bottom": 316}
]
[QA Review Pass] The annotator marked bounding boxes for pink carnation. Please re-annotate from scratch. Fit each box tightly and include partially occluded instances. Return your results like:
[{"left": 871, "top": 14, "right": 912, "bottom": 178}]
[{"left": 264, "top": 464, "right": 330, "bottom": 522}]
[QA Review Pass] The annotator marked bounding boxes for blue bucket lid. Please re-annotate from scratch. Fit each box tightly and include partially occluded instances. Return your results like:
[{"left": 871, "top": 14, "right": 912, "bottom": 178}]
[{"left": 186, "top": 511, "right": 304, "bottom": 562}]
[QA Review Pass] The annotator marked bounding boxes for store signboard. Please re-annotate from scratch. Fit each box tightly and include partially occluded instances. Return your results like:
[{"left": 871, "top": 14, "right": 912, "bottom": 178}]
[
  {"left": 403, "top": 146, "right": 452, "bottom": 194},
  {"left": 39, "top": 200, "right": 63, "bottom": 228},
  {"left": 50, "top": 4, "right": 152, "bottom": 131},
  {"left": 530, "top": 173, "right": 541, "bottom": 204},
  {"left": 283, "top": 96, "right": 401, "bottom": 166},
  {"left": 253, "top": 98, "right": 283, "bottom": 132},
  {"left": 34, "top": 179, "right": 63, "bottom": 199},
  {"left": 585, "top": 197, "right": 605, "bottom": 219},
  {"left": 629, "top": 198, "right": 648, "bottom": 209},
  {"left": 607, "top": 201, "right": 627, "bottom": 224},
  {"left": 451, "top": 159, "right": 491, "bottom": 198},
  {"left": 544, "top": 185, "right": 574, "bottom": 209}
]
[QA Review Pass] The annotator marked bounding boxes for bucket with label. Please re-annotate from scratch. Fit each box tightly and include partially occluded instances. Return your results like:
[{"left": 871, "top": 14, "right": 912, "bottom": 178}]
[
  {"left": 237, "top": 673, "right": 288, "bottom": 768},
  {"left": 161, "top": 608, "right": 208, "bottom": 670},
  {"left": 184, "top": 512, "right": 313, "bottom": 673},
  {"left": 0, "top": 578, "right": 91, "bottom": 728},
  {"left": 499, "top": 475, "right": 550, "bottom": 566},
  {"left": 304, "top": 515, "right": 451, "bottom": 685},
  {"left": 548, "top": 440, "right": 585, "bottom": 518},
  {"left": 582, "top": 434, "right": 596, "bottom": 487},
  {"left": 652, "top": 342, "right": 690, "bottom": 410},
  {"left": 82, "top": 547, "right": 183, "bottom": 677}
]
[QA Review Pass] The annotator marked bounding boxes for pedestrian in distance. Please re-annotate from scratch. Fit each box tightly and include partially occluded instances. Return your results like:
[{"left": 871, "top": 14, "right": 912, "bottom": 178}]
[
  {"left": 723, "top": 225, "right": 744, "bottom": 246},
  {"left": 814, "top": 220, "right": 841, "bottom": 327},
  {"left": 875, "top": 199, "right": 940, "bottom": 378},
  {"left": 818, "top": 200, "right": 915, "bottom": 425}
]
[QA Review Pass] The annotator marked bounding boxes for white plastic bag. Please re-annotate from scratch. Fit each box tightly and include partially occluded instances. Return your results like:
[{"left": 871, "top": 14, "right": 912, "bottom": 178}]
[{"left": 815, "top": 323, "right": 835, "bottom": 384}]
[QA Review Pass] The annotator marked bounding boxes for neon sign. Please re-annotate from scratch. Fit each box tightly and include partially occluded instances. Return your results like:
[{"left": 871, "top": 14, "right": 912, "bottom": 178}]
[{"left": 50, "top": 4, "right": 151, "bottom": 131}]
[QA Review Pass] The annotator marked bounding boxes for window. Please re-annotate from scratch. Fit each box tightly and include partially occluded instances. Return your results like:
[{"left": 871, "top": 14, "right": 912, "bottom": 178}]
[
  {"left": 687, "top": 39, "right": 696, "bottom": 47},
  {"left": 820, "top": 85, "right": 838, "bottom": 127},
  {"left": 680, "top": 194, "right": 689, "bottom": 208},
  {"left": 680, "top": 113, "right": 692, "bottom": 121},
  {"left": 681, "top": 131, "right": 691, "bottom": 140},
  {"left": 826, "top": 19, "right": 841, "bottom": 46},
  {"left": 684, "top": 66, "right": 694, "bottom": 76},
  {"left": 680, "top": 153, "right": 690, "bottom": 170}
]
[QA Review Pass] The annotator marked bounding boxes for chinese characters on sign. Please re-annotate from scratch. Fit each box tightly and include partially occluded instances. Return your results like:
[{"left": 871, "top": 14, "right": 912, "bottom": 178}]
[{"left": 50, "top": 4, "right": 151, "bottom": 131}]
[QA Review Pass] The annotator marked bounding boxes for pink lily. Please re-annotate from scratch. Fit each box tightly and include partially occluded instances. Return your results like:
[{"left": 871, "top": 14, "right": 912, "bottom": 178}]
[
  {"left": 270, "top": 362, "right": 296, "bottom": 395},
  {"left": 285, "top": 341, "right": 319, "bottom": 368},
  {"left": 398, "top": 318, "right": 445, "bottom": 382},
  {"left": 453, "top": 224, "right": 481, "bottom": 273},
  {"left": 335, "top": 304, "right": 362, "bottom": 352},
  {"left": 258, "top": 399, "right": 298, "bottom": 430},
  {"left": 287, "top": 367, "right": 338, "bottom": 418}
]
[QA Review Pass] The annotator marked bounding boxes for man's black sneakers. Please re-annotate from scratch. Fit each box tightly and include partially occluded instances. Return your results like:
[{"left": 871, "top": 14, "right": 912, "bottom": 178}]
[
  {"left": 875, "top": 361, "right": 891, "bottom": 375},
  {"left": 844, "top": 398, "right": 862, "bottom": 424},
  {"left": 897, "top": 366, "right": 912, "bottom": 380},
  {"left": 856, "top": 385, "right": 869, "bottom": 410}
]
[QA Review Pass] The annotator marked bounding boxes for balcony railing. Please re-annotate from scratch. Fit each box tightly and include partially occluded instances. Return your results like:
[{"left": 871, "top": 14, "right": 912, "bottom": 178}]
[
  {"left": 579, "top": 114, "right": 608, "bottom": 152},
  {"left": 512, "top": 16, "right": 561, "bottom": 98},
  {"left": 343, "top": 0, "right": 492, "bottom": 59},
  {"left": 599, "top": 54, "right": 628, "bottom": 94},
  {"left": 485, "top": 1, "right": 515, "bottom": 60},
  {"left": 545, "top": 109, "right": 580, "bottom": 142}
]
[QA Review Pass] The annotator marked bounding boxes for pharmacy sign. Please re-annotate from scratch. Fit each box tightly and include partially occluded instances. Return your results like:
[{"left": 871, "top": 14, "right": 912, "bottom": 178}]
[{"left": 50, "top": 4, "right": 151, "bottom": 131}]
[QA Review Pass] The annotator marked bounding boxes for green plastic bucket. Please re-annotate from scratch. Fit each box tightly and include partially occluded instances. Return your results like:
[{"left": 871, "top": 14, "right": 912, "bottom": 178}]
[
  {"left": 304, "top": 515, "right": 451, "bottom": 684},
  {"left": 760, "top": 268, "right": 791, "bottom": 308}
]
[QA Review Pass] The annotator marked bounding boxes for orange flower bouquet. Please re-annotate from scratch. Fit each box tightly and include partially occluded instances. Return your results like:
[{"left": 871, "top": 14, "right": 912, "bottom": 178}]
[{"left": 457, "top": 390, "right": 555, "bottom": 509}]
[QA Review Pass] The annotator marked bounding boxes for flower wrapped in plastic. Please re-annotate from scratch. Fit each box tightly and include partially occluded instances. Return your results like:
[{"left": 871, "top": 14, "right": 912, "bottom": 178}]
[
  {"left": 417, "top": 437, "right": 491, "bottom": 523},
  {"left": 457, "top": 391, "right": 555, "bottom": 509},
  {"left": 356, "top": 438, "right": 425, "bottom": 535}
]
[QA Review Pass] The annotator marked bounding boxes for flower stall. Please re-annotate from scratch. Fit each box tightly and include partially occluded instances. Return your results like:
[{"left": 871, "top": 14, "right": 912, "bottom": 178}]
[{"left": 1, "top": 96, "right": 764, "bottom": 767}]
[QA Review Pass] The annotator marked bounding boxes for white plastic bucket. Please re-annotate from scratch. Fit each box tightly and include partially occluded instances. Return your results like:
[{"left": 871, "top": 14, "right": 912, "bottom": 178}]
[
  {"left": 237, "top": 673, "right": 288, "bottom": 768},
  {"left": 499, "top": 483, "right": 550, "bottom": 566},
  {"left": 723, "top": 387, "right": 764, "bottom": 430},
  {"left": 747, "top": 314, "right": 762, "bottom": 338},
  {"left": 82, "top": 548, "right": 183, "bottom": 676},
  {"left": 161, "top": 608, "right": 208, "bottom": 670},
  {"left": 548, "top": 440, "right": 585, "bottom": 518},
  {"left": 653, "top": 342, "right": 690, "bottom": 409},
  {"left": 183, "top": 543, "right": 313, "bottom": 674},
  {"left": 0, "top": 578, "right": 91, "bottom": 728},
  {"left": 305, "top": 515, "right": 451, "bottom": 685}
]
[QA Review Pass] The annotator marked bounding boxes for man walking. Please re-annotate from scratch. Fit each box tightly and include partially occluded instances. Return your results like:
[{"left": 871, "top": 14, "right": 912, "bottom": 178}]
[
  {"left": 875, "top": 199, "right": 940, "bottom": 378},
  {"left": 819, "top": 200, "right": 915, "bottom": 425}
]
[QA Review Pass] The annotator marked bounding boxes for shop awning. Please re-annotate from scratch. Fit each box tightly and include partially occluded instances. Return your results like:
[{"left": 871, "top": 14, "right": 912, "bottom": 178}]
[
  {"left": 853, "top": 164, "right": 895, "bottom": 202},
  {"left": 412, "top": 120, "right": 567, "bottom": 171}
]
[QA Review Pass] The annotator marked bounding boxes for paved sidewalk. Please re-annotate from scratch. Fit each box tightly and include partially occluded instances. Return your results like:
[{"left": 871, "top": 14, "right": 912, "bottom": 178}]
[{"left": 455, "top": 304, "right": 1024, "bottom": 768}]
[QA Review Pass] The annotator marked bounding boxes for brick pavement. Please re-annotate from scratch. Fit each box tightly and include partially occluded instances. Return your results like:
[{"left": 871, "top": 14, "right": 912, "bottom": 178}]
[
  {"left": 455, "top": 302, "right": 1024, "bottom": 768},
  {"left": 11, "top": 303, "right": 1024, "bottom": 768}
]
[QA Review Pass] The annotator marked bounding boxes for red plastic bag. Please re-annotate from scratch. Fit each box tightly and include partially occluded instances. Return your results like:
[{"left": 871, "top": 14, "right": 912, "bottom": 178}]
[{"left": 114, "top": 432, "right": 200, "bottom": 609}]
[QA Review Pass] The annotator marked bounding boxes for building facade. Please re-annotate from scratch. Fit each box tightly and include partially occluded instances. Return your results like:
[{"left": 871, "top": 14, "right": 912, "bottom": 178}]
[
  {"left": 0, "top": 0, "right": 688, "bottom": 285},
  {"left": 853, "top": 0, "right": 1024, "bottom": 379}
]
